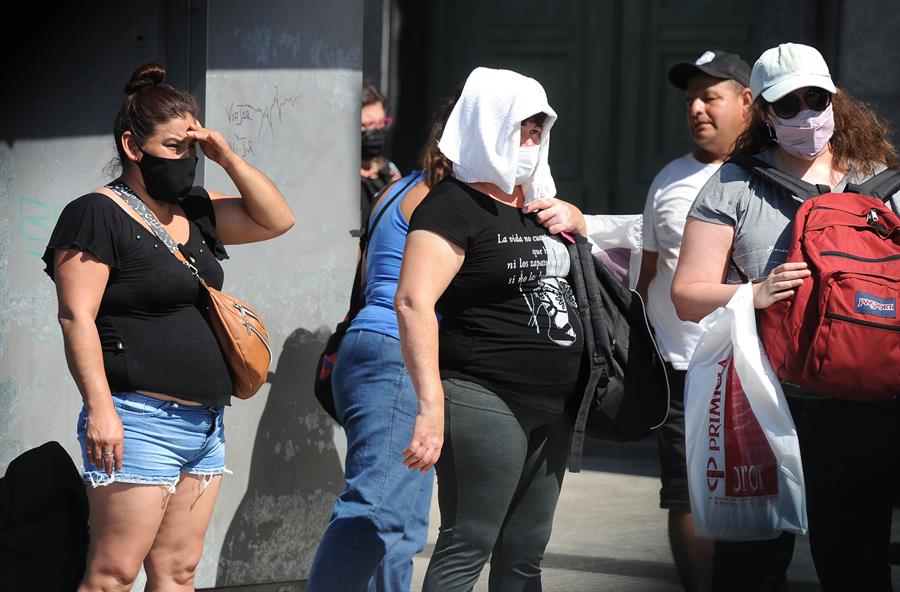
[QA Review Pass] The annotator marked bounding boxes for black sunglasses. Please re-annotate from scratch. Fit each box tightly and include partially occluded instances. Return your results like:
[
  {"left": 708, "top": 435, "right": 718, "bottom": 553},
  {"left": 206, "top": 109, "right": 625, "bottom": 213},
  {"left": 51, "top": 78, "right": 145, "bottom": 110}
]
[{"left": 770, "top": 88, "right": 832, "bottom": 119}]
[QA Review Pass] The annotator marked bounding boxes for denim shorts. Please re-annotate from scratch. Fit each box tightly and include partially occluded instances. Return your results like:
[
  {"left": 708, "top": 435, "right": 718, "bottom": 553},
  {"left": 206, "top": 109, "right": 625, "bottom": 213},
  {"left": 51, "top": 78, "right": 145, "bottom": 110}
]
[{"left": 76, "top": 391, "right": 228, "bottom": 492}]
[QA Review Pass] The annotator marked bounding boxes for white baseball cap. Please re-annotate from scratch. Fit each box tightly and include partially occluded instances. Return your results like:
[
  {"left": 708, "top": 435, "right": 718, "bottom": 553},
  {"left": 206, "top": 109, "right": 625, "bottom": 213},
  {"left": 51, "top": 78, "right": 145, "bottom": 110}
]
[{"left": 750, "top": 43, "right": 837, "bottom": 102}]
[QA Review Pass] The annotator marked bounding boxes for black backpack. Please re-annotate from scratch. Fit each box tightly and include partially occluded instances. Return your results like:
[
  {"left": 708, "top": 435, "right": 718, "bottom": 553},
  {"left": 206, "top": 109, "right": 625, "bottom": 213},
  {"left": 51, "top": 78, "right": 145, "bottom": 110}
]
[
  {"left": 565, "top": 234, "right": 670, "bottom": 472},
  {"left": 0, "top": 441, "right": 89, "bottom": 591}
]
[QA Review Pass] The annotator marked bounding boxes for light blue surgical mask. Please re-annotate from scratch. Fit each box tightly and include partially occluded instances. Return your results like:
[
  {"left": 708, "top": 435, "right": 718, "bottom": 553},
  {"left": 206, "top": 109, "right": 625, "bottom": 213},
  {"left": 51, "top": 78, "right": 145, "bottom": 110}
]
[{"left": 515, "top": 145, "right": 541, "bottom": 185}]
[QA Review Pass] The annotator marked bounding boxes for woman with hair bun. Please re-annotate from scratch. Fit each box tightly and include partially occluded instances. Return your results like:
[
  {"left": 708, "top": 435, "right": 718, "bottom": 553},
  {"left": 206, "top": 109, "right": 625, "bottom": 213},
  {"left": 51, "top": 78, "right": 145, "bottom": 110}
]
[{"left": 42, "top": 63, "right": 294, "bottom": 591}]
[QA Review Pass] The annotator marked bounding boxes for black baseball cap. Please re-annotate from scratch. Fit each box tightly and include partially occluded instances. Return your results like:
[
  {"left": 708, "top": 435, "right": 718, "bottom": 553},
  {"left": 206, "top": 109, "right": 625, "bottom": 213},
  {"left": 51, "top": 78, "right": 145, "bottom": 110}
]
[{"left": 668, "top": 50, "right": 751, "bottom": 89}]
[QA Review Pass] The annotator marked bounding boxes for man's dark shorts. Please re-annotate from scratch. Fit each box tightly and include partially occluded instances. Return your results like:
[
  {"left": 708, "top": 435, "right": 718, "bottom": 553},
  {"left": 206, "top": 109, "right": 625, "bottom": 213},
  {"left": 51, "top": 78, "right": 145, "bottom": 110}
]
[{"left": 657, "top": 362, "right": 689, "bottom": 510}]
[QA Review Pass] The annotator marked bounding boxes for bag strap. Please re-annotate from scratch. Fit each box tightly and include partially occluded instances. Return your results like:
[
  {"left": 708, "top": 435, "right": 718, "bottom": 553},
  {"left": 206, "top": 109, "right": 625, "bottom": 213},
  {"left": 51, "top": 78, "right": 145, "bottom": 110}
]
[
  {"left": 565, "top": 235, "right": 610, "bottom": 473},
  {"left": 575, "top": 237, "right": 611, "bottom": 365},
  {"left": 727, "top": 153, "right": 829, "bottom": 201},
  {"left": 347, "top": 173, "right": 421, "bottom": 317},
  {"left": 846, "top": 168, "right": 900, "bottom": 202},
  {"left": 105, "top": 180, "right": 208, "bottom": 286},
  {"left": 365, "top": 174, "right": 419, "bottom": 244}
]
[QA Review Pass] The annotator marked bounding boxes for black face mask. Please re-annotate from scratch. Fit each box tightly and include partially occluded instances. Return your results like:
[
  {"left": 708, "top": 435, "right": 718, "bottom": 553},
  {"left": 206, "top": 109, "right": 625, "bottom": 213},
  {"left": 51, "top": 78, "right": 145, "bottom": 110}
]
[
  {"left": 137, "top": 151, "right": 198, "bottom": 204},
  {"left": 361, "top": 128, "right": 387, "bottom": 160}
]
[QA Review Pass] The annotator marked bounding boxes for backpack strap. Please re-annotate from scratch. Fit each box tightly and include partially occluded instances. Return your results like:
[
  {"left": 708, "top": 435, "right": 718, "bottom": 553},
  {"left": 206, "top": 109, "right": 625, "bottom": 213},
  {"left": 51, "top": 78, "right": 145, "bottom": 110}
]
[
  {"left": 347, "top": 174, "right": 421, "bottom": 317},
  {"left": 566, "top": 236, "right": 610, "bottom": 473},
  {"left": 846, "top": 168, "right": 900, "bottom": 202},
  {"left": 359, "top": 174, "right": 418, "bottom": 246},
  {"left": 727, "top": 153, "right": 829, "bottom": 201}
]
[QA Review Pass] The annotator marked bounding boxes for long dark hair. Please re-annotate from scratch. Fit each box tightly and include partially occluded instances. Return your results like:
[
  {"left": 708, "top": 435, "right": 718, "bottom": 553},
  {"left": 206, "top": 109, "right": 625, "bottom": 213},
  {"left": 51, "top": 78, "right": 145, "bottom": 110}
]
[
  {"left": 731, "top": 88, "right": 898, "bottom": 176},
  {"left": 112, "top": 63, "right": 198, "bottom": 168},
  {"left": 418, "top": 90, "right": 461, "bottom": 188}
]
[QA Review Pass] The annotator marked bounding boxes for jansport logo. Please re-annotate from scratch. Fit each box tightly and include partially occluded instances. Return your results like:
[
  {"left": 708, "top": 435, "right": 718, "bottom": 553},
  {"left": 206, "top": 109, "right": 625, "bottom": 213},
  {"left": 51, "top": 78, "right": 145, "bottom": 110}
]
[{"left": 855, "top": 291, "right": 897, "bottom": 319}]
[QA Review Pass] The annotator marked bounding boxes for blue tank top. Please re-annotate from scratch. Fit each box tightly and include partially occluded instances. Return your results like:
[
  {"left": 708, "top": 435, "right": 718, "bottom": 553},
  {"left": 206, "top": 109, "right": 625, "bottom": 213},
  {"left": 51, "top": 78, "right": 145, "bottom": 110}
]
[{"left": 349, "top": 171, "right": 425, "bottom": 340}]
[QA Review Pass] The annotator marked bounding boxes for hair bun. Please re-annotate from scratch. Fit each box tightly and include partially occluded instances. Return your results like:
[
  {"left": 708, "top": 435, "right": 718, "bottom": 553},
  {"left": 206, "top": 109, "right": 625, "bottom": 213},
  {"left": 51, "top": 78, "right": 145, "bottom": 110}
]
[{"left": 124, "top": 63, "right": 166, "bottom": 95}]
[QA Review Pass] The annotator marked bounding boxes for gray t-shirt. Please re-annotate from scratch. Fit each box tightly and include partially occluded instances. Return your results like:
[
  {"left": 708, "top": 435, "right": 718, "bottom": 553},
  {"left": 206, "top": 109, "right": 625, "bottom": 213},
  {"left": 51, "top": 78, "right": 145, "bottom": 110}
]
[{"left": 689, "top": 150, "right": 900, "bottom": 283}]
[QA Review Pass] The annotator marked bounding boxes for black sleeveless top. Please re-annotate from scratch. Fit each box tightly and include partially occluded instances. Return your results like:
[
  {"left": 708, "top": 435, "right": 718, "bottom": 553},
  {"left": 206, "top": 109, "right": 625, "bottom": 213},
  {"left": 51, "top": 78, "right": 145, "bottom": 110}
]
[{"left": 42, "top": 188, "right": 233, "bottom": 405}]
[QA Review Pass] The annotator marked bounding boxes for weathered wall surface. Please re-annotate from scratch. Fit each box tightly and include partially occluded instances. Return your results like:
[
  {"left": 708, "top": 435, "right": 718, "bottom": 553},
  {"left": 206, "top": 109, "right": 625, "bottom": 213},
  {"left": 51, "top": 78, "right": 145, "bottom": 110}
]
[{"left": 203, "top": 0, "right": 360, "bottom": 586}]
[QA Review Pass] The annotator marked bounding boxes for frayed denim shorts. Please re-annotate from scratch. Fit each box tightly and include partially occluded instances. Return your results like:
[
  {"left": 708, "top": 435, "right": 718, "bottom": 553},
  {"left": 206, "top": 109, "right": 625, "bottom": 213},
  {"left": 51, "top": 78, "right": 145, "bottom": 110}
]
[{"left": 76, "top": 391, "right": 228, "bottom": 492}]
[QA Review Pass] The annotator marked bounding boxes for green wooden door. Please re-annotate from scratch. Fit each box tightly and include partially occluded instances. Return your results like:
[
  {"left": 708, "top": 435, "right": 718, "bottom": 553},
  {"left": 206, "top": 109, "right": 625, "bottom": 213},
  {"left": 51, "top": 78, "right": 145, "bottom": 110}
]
[{"left": 425, "top": 0, "right": 756, "bottom": 214}]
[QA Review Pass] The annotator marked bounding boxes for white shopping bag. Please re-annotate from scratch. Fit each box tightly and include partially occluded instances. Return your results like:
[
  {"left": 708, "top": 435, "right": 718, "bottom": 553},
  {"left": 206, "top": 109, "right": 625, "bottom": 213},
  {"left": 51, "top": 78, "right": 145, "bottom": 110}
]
[
  {"left": 584, "top": 214, "right": 642, "bottom": 289},
  {"left": 685, "top": 284, "right": 807, "bottom": 540}
]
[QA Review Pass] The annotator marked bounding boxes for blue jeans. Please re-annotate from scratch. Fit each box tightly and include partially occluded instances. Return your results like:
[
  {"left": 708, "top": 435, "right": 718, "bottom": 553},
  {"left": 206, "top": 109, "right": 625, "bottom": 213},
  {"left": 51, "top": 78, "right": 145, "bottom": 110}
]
[{"left": 306, "top": 330, "right": 434, "bottom": 592}]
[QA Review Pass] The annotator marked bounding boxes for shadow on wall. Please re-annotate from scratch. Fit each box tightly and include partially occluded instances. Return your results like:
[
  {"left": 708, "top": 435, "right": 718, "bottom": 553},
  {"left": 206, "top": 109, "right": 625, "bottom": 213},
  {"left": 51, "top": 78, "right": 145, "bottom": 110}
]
[{"left": 217, "top": 328, "right": 343, "bottom": 586}]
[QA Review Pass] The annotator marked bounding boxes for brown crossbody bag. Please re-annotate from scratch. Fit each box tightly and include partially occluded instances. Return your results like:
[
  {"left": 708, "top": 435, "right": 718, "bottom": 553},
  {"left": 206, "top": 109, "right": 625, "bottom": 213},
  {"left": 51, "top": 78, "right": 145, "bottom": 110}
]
[{"left": 106, "top": 181, "right": 271, "bottom": 399}]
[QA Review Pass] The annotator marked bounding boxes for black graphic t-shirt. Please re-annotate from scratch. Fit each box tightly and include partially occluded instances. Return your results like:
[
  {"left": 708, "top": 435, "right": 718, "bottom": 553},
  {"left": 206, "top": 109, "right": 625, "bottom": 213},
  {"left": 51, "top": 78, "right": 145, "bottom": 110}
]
[{"left": 409, "top": 177, "right": 584, "bottom": 413}]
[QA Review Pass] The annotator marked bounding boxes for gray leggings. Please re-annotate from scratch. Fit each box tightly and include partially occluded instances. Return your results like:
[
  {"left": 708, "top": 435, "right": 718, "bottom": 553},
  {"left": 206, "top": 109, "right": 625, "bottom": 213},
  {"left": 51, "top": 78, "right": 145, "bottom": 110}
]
[{"left": 422, "top": 378, "right": 572, "bottom": 592}]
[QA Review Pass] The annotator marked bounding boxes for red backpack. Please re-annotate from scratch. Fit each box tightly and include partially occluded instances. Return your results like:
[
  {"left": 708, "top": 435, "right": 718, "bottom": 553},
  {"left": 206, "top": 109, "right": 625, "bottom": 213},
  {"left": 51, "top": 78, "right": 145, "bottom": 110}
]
[{"left": 731, "top": 155, "right": 900, "bottom": 401}]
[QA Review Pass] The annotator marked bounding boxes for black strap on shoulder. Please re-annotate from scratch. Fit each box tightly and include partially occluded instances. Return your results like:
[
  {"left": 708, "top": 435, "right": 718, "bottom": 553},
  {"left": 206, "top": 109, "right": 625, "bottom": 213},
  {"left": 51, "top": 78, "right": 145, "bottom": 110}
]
[
  {"left": 846, "top": 168, "right": 900, "bottom": 202},
  {"left": 566, "top": 235, "right": 609, "bottom": 473},
  {"left": 727, "top": 153, "right": 829, "bottom": 201},
  {"left": 370, "top": 176, "right": 418, "bottom": 235},
  {"left": 347, "top": 174, "right": 420, "bottom": 316}
]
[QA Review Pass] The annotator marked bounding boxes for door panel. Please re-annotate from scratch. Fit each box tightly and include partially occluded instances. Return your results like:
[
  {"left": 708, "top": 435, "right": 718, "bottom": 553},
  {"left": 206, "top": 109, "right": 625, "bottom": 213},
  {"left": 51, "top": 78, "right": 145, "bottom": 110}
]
[
  {"left": 427, "top": 0, "right": 596, "bottom": 206},
  {"left": 614, "top": 0, "right": 755, "bottom": 212},
  {"left": 425, "top": 0, "right": 756, "bottom": 214}
]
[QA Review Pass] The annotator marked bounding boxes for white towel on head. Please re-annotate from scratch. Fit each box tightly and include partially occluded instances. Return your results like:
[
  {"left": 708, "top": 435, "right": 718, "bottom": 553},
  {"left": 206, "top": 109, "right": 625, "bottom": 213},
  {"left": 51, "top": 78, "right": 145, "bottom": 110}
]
[{"left": 438, "top": 67, "right": 557, "bottom": 203}]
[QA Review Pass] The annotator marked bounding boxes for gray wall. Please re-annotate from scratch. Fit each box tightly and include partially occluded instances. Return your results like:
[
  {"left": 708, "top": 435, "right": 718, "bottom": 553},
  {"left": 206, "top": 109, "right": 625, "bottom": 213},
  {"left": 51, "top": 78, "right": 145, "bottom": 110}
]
[
  {"left": 0, "top": 0, "right": 360, "bottom": 588},
  {"left": 203, "top": 0, "right": 359, "bottom": 586}
]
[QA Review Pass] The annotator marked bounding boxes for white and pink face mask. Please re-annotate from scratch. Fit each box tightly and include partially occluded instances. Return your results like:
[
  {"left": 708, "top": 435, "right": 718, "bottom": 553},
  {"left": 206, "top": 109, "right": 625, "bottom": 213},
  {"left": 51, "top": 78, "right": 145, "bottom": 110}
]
[{"left": 769, "top": 103, "right": 835, "bottom": 160}]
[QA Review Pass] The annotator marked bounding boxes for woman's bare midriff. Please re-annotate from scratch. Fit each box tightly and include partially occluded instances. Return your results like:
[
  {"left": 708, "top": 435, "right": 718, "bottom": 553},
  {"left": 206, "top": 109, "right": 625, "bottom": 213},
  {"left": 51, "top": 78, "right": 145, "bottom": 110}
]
[{"left": 137, "top": 390, "right": 206, "bottom": 407}]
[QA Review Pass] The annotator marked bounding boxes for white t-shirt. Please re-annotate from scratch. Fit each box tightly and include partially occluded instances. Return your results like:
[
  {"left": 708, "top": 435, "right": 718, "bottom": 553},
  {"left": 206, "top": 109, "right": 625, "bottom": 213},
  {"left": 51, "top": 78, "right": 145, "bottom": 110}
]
[{"left": 642, "top": 153, "right": 720, "bottom": 369}]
